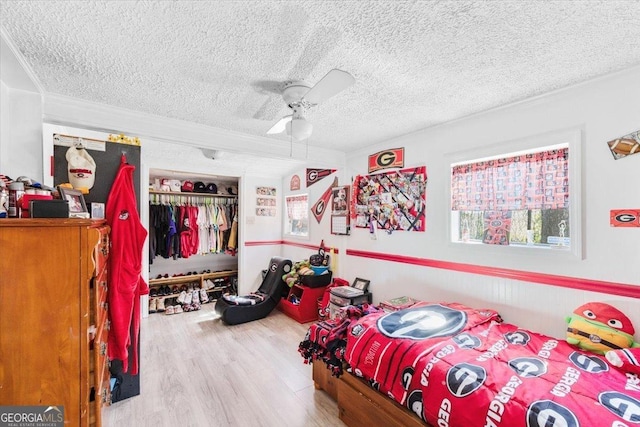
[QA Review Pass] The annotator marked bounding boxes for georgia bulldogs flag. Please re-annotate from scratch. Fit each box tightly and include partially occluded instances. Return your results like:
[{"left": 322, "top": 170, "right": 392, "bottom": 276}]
[
  {"left": 306, "top": 168, "right": 336, "bottom": 187},
  {"left": 311, "top": 177, "right": 338, "bottom": 223}
]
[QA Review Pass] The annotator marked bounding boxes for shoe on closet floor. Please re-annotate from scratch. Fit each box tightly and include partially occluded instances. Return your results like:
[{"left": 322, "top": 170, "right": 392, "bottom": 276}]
[
  {"left": 200, "top": 288, "right": 209, "bottom": 304},
  {"left": 165, "top": 305, "right": 175, "bottom": 315},
  {"left": 173, "top": 305, "right": 183, "bottom": 314},
  {"left": 184, "top": 290, "right": 193, "bottom": 305},
  {"left": 149, "top": 298, "right": 157, "bottom": 313},
  {"left": 192, "top": 289, "right": 200, "bottom": 305},
  {"left": 156, "top": 298, "right": 166, "bottom": 312},
  {"left": 177, "top": 291, "right": 187, "bottom": 304}
]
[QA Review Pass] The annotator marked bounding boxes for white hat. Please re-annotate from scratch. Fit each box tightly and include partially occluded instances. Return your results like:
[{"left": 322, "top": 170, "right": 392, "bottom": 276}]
[
  {"left": 169, "top": 179, "right": 182, "bottom": 192},
  {"left": 66, "top": 147, "right": 96, "bottom": 191}
]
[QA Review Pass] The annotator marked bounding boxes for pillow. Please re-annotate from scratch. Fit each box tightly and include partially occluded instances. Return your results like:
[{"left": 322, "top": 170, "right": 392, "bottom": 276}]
[{"left": 566, "top": 302, "right": 638, "bottom": 355}]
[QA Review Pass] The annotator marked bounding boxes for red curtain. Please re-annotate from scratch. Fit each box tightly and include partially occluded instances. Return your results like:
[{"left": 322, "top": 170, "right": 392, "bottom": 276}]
[{"left": 451, "top": 148, "right": 568, "bottom": 211}]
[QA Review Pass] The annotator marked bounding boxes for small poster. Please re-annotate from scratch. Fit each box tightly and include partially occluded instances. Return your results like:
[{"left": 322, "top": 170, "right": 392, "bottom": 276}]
[
  {"left": 332, "top": 186, "right": 350, "bottom": 214},
  {"left": 256, "top": 187, "right": 276, "bottom": 216},
  {"left": 290, "top": 175, "right": 301, "bottom": 191},
  {"left": 256, "top": 207, "right": 276, "bottom": 217},
  {"left": 331, "top": 185, "right": 351, "bottom": 235},
  {"left": 610, "top": 209, "right": 640, "bottom": 227},
  {"left": 256, "top": 186, "right": 276, "bottom": 196},
  {"left": 257, "top": 197, "right": 276, "bottom": 207}
]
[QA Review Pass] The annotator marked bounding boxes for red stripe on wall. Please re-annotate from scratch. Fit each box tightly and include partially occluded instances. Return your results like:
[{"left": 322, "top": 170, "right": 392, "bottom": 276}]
[
  {"left": 244, "top": 240, "right": 339, "bottom": 253},
  {"left": 245, "top": 240, "right": 284, "bottom": 246},
  {"left": 346, "top": 249, "right": 640, "bottom": 299}
]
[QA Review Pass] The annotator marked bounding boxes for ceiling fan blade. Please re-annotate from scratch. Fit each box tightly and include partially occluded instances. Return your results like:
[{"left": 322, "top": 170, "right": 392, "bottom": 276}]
[
  {"left": 267, "top": 115, "right": 292, "bottom": 134},
  {"left": 303, "top": 69, "right": 355, "bottom": 104}
]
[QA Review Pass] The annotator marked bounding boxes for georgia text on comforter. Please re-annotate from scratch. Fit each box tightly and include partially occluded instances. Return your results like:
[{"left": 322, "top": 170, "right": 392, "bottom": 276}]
[{"left": 345, "top": 302, "right": 640, "bottom": 427}]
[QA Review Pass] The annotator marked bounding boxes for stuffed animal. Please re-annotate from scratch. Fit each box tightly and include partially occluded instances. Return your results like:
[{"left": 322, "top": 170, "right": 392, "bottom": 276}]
[
  {"left": 281, "top": 260, "right": 313, "bottom": 287},
  {"left": 566, "top": 302, "right": 639, "bottom": 355},
  {"left": 605, "top": 348, "right": 640, "bottom": 375}
]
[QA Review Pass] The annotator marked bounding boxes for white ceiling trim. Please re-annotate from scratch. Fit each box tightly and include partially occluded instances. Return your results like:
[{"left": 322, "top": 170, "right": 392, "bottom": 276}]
[{"left": 43, "top": 92, "right": 346, "bottom": 166}]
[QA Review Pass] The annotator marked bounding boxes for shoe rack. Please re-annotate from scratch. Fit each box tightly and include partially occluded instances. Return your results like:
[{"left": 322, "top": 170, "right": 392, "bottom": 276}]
[{"left": 148, "top": 270, "right": 237, "bottom": 312}]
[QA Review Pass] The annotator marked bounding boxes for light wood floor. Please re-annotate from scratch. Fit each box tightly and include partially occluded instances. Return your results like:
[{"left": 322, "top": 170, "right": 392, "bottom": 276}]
[{"left": 103, "top": 304, "right": 345, "bottom": 427}]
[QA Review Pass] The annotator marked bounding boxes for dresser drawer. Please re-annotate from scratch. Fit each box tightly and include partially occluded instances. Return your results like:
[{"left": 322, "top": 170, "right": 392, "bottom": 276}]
[
  {"left": 93, "top": 276, "right": 109, "bottom": 328},
  {"left": 93, "top": 231, "right": 109, "bottom": 276}
]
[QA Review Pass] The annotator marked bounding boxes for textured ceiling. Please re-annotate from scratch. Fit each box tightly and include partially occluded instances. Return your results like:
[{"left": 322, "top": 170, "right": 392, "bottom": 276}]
[{"left": 2, "top": 0, "right": 640, "bottom": 153}]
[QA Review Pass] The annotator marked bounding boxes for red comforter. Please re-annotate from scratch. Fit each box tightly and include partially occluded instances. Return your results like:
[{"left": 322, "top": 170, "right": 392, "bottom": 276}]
[{"left": 345, "top": 302, "right": 640, "bottom": 427}]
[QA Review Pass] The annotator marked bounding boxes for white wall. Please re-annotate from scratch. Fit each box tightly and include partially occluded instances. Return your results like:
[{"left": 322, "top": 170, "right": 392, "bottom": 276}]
[
  {"left": 240, "top": 175, "right": 284, "bottom": 295},
  {"left": 0, "top": 81, "right": 8, "bottom": 172},
  {"left": 0, "top": 85, "right": 42, "bottom": 180},
  {"left": 280, "top": 165, "right": 349, "bottom": 277},
  {"left": 335, "top": 67, "right": 640, "bottom": 339}
]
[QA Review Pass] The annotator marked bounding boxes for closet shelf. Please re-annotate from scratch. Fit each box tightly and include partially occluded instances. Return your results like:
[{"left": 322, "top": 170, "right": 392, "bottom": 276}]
[
  {"left": 149, "top": 269, "right": 238, "bottom": 287},
  {"left": 149, "top": 190, "right": 237, "bottom": 198}
]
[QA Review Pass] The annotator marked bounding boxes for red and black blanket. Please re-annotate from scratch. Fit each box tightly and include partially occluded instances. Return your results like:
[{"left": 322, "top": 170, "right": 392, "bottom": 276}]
[
  {"left": 345, "top": 301, "right": 640, "bottom": 427},
  {"left": 298, "top": 304, "right": 383, "bottom": 376}
]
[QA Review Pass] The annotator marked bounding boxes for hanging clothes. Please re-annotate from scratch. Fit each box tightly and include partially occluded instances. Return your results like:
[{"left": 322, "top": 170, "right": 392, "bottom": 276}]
[
  {"left": 107, "top": 155, "right": 148, "bottom": 375},
  {"left": 149, "top": 196, "right": 238, "bottom": 258}
]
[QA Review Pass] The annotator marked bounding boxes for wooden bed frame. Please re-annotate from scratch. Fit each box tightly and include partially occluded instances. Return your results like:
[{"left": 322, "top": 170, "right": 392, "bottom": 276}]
[{"left": 312, "top": 362, "right": 427, "bottom": 427}]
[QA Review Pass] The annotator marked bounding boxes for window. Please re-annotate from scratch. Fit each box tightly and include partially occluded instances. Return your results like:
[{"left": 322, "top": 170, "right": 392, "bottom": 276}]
[
  {"left": 284, "top": 194, "right": 309, "bottom": 237},
  {"left": 451, "top": 143, "right": 574, "bottom": 249}
]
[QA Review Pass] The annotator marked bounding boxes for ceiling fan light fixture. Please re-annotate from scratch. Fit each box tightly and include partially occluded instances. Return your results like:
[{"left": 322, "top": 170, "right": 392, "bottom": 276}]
[
  {"left": 282, "top": 81, "right": 311, "bottom": 105},
  {"left": 286, "top": 117, "right": 313, "bottom": 141}
]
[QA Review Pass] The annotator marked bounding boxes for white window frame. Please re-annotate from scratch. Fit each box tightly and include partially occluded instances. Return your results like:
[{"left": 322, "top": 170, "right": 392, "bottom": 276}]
[{"left": 446, "top": 128, "right": 583, "bottom": 259}]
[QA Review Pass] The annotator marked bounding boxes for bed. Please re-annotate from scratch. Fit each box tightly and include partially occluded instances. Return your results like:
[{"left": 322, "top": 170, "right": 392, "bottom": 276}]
[{"left": 301, "top": 301, "right": 640, "bottom": 427}]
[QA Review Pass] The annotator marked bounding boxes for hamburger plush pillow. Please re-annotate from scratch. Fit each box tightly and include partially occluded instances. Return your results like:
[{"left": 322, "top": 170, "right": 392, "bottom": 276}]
[{"left": 566, "top": 302, "right": 639, "bottom": 355}]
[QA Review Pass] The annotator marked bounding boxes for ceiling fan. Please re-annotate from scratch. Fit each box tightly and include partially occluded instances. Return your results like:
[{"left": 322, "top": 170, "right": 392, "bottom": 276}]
[{"left": 266, "top": 68, "right": 355, "bottom": 141}]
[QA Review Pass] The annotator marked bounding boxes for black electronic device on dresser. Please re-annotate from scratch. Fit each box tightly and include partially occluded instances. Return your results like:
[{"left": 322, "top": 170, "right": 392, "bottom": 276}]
[{"left": 328, "top": 277, "right": 372, "bottom": 319}]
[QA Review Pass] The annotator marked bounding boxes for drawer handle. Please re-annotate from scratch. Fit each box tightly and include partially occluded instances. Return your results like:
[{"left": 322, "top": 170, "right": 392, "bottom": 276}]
[
  {"left": 100, "top": 342, "right": 107, "bottom": 356},
  {"left": 101, "top": 388, "right": 108, "bottom": 404}
]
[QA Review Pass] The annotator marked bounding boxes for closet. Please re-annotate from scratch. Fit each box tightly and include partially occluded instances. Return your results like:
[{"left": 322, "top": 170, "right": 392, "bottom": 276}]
[{"left": 147, "top": 170, "right": 239, "bottom": 314}]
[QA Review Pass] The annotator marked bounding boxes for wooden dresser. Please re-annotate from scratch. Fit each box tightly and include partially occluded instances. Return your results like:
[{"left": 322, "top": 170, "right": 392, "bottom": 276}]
[{"left": 0, "top": 219, "right": 111, "bottom": 426}]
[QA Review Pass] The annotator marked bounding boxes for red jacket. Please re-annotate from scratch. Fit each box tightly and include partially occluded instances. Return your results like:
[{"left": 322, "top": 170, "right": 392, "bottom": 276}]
[{"left": 106, "top": 155, "right": 148, "bottom": 374}]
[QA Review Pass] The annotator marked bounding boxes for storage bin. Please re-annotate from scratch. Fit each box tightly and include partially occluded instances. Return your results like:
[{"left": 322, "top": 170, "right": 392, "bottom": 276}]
[{"left": 299, "top": 271, "right": 332, "bottom": 288}]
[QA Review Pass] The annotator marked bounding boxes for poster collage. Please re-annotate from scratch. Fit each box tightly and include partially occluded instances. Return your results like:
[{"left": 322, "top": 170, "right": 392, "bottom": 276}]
[
  {"left": 256, "top": 186, "right": 276, "bottom": 216},
  {"left": 353, "top": 166, "right": 427, "bottom": 233}
]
